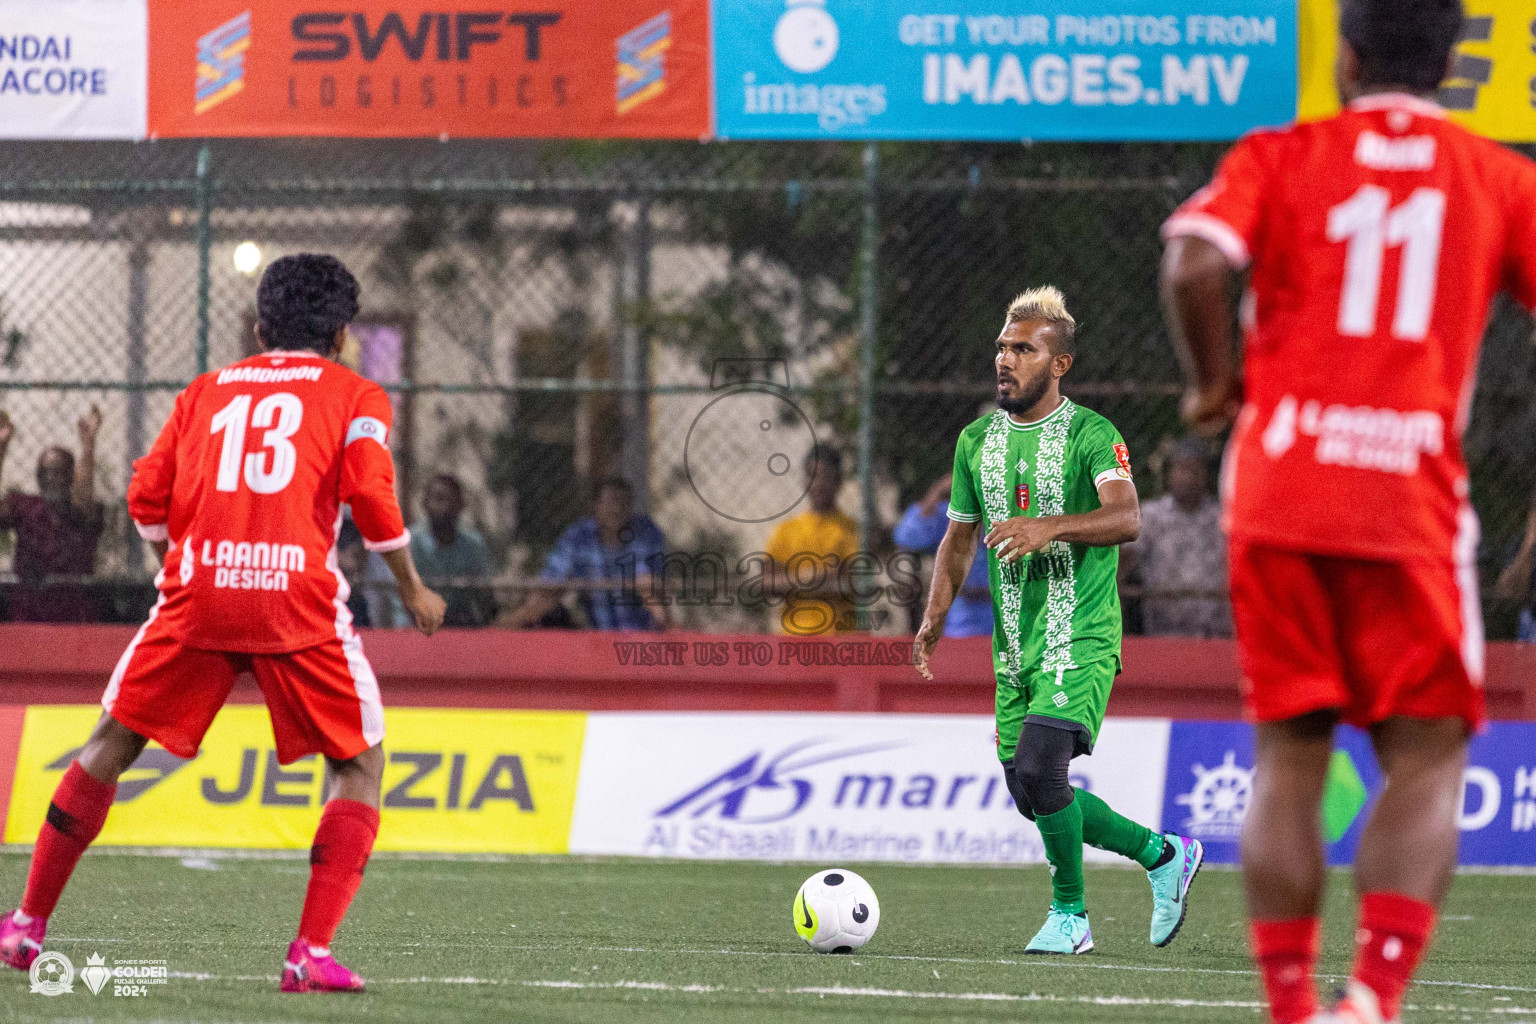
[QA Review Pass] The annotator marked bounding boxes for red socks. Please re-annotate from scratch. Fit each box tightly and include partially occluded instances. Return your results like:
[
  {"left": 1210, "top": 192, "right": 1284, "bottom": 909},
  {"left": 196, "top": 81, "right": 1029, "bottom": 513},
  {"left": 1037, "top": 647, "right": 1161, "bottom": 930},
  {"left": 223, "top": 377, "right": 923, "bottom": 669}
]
[
  {"left": 21, "top": 762, "right": 116, "bottom": 920},
  {"left": 1251, "top": 895, "right": 1434, "bottom": 1024},
  {"left": 1251, "top": 917, "right": 1321, "bottom": 1024},
  {"left": 297, "top": 799, "right": 379, "bottom": 948},
  {"left": 1352, "top": 891, "right": 1435, "bottom": 1021}
]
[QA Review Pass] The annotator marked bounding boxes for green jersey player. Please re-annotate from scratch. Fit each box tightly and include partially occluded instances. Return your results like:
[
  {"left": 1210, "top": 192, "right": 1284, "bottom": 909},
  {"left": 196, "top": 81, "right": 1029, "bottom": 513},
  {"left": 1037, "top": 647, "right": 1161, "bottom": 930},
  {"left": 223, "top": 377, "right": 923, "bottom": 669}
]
[{"left": 913, "top": 286, "right": 1203, "bottom": 955}]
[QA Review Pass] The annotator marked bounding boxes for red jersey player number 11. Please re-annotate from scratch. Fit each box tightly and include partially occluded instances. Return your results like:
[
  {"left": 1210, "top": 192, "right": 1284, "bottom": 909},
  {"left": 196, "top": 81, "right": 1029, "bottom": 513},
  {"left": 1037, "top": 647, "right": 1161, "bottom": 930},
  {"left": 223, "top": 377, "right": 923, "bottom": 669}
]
[
  {"left": 1160, "top": 2, "right": 1536, "bottom": 1023},
  {"left": 0, "top": 254, "right": 447, "bottom": 995}
]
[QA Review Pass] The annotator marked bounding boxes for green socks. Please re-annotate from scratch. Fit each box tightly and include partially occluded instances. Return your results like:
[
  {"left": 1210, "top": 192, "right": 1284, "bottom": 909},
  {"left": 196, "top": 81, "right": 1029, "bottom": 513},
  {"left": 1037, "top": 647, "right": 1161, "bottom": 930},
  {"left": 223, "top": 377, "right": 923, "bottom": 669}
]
[
  {"left": 1035, "top": 790, "right": 1168, "bottom": 913},
  {"left": 1075, "top": 787, "right": 1165, "bottom": 870},
  {"left": 1033, "top": 799, "right": 1085, "bottom": 914}
]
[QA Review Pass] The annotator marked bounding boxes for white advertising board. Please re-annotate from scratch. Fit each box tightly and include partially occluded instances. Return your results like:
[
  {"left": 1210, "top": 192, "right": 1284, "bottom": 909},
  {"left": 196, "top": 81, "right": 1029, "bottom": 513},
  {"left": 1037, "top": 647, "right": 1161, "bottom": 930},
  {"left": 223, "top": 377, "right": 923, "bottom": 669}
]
[
  {"left": 0, "top": 0, "right": 146, "bottom": 139},
  {"left": 570, "top": 713, "right": 1171, "bottom": 864}
]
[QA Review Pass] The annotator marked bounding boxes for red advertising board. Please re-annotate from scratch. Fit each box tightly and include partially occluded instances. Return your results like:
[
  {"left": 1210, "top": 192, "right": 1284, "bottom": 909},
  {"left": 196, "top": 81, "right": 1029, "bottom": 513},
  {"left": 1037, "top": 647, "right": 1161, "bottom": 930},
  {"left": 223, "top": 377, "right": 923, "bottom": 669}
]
[{"left": 148, "top": 1, "right": 709, "bottom": 138}]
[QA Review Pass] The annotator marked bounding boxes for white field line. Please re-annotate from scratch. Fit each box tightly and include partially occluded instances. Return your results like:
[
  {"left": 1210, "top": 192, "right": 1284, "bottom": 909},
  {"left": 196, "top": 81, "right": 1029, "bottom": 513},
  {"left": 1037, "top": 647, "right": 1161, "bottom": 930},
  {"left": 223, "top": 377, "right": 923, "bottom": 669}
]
[
  {"left": 12, "top": 844, "right": 1536, "bottom": 877},
  {"left": 53, "top": 937, "right": 1527, "bottom": 995},
  {"left": 159, "top": 972, "right": 1536, "bottom": 1015}
]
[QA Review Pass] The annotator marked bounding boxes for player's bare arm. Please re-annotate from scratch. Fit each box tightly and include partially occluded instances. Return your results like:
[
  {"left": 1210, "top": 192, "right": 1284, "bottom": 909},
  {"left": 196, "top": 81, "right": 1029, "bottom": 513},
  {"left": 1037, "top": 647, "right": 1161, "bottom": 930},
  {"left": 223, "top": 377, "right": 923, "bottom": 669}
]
[
  {"left": 912, "top": 517, "right": 978, "bottom": 680},
  {"left": 985, "top": 479, "right": 1139, "bottom": 563},
  {"left": 1160, "top": 234, "right": 1241, "bottom": 432},
  {"left": 379, "top": 546, "right": 447, "bottom": 636}
]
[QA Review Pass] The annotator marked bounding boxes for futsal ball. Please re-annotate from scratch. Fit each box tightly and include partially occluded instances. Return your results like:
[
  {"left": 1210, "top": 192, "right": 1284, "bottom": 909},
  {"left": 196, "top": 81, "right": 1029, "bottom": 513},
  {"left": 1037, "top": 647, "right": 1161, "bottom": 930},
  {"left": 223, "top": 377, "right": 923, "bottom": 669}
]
[{"left": 793, "top": 868, "right": 880, "bottom": 953}]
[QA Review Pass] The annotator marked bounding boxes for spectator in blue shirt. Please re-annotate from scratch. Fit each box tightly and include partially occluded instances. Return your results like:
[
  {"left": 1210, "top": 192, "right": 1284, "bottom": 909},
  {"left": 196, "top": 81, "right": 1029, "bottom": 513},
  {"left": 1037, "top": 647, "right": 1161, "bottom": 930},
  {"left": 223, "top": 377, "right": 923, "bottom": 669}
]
[
  {"left": 506, "top": 477, "right": 668, "bottom": 631},
  {"left": 894, "top": 474, "right": 993, "bottom": 638}
]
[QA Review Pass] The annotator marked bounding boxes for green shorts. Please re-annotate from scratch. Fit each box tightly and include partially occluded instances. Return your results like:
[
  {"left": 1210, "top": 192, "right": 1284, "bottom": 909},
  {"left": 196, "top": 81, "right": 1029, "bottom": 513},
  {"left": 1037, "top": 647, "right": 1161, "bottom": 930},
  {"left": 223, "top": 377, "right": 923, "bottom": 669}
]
[{"left": 995, "top": 657, "right": 1119, "bottom": 761}]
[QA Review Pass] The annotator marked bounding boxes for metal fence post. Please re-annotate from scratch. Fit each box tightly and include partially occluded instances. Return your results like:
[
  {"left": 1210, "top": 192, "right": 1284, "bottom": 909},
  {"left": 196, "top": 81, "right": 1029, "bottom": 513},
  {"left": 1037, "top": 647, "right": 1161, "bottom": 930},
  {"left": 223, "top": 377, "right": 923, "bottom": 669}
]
[
  {"left": 195, "top": 144, "right": 213, "bottom": 375},
  {"left": 857, "top": 142, "right": 879, "bottom": 554}
]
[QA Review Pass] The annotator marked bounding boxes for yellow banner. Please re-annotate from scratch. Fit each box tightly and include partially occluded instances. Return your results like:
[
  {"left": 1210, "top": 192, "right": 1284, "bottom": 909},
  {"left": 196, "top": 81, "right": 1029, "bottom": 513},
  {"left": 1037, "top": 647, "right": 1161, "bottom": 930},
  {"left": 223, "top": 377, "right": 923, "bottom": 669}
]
[
  {"left": 4, "top": 706, "right": 587, "bottom": 853},
  {"left": 1300, "top": 0, "right": 1536, "bottom": 141}
]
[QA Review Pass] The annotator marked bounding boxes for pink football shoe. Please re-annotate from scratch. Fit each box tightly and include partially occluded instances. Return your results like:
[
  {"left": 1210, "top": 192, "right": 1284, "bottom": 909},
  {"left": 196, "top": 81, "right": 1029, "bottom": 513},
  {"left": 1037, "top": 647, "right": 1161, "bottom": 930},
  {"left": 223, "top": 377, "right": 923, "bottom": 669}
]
[
  {"left": 0, "top": 910, "right": 45, "bottom": 971},
  {"left": 279, "top": 939, "right": 365, "bottom": 993}
]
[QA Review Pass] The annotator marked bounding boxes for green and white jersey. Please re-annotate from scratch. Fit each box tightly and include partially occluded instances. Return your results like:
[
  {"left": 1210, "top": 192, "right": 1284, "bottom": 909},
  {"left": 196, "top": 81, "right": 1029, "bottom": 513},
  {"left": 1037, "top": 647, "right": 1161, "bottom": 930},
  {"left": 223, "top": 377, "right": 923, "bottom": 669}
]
[{"left": 948, "top": 398, "right": 1133, "bottom": 686}]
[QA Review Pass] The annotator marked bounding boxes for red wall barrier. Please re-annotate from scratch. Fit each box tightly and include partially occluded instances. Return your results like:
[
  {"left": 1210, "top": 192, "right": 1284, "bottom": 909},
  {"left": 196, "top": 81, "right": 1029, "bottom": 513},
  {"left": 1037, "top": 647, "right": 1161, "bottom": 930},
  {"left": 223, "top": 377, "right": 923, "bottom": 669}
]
[{"left": 0, "top": 625, "right": 1532, "bottom": 720}]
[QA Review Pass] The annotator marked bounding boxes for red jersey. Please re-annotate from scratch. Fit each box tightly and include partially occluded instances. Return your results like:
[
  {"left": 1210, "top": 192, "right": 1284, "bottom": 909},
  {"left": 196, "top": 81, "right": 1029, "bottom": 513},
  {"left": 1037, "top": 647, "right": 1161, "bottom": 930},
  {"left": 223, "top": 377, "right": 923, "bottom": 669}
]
[
  {"left": 1163, "top": 93, "right": 1536, "bottom": 562},
  {"left": 128, "top": 350, "right": 408, "bottom": 653}
]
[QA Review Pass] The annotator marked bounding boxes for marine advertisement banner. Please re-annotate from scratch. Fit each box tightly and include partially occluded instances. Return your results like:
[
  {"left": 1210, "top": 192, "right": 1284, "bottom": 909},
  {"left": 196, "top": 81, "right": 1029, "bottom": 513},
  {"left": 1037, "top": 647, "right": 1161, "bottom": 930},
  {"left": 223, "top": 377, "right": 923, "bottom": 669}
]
[
  {"left": 3, "top": 705, "right": 587, "bottom": 853},
  {"left": 714, "top": 0, "right": 1297, "bottom": 139},
  {"left": 568, "top": 713, "right": 1172, "bottom": 864},
  {"left": 0, "top": 0, "right": 148, "bottom": 139},
  {"left": 146, "top": 0, "right": 710, "bottom": 138},
  {"left": 1161, "top": 721, "right": 1536, "bottom": 867}
]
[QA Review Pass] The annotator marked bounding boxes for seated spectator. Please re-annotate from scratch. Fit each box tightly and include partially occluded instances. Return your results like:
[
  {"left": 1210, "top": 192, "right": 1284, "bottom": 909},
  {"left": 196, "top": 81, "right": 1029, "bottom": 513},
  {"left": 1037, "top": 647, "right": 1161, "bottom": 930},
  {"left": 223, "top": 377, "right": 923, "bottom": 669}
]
[
  {"left": 410, "top": 474, "right": 496, "bottom": 627},
  {"left": 1122, "top": 437, "right": 1231, "bottom": 638},
  {"left": 764, "top": 444, "right": 865, "bottom": 635},
  {"left": 504, "top": 476, "right": 668, "bottom": 630},
  {"left": 365, "top": 474, "right": 497, "bottom": 628},
  {"left": 894, "top": 473, "right": 993, "bottom": 638},
  {"left": 0, "top": 406, "right": 106, "bottom": 622}
]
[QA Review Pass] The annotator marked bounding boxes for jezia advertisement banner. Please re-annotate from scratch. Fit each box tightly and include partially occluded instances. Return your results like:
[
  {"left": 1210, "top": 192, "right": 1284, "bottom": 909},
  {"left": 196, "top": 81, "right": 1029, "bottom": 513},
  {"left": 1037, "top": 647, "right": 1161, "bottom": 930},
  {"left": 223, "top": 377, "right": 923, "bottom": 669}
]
[
  {"left": 714, "top": 0, "right": 1297, "bottom": 140},
  {"left": 567, "top": 713, "right": 1171, "bottom": 864},
  {"left": 0, "top": 0, "right": 148, "bottom": 139},
  {"left": 146, "top": 1, "right": 710, "bottom": 138},
  {"left": 1161, "top": 721, "right": 1536, "bottom": 867},
  {"left": 3, "top": 705, "right": 587, "bottom": 853}
]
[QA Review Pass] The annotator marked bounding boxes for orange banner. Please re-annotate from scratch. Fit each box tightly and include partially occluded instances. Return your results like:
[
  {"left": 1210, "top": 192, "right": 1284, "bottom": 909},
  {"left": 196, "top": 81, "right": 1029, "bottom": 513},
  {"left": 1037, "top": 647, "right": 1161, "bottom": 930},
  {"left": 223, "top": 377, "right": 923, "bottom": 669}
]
[{"left": 147, "top": 1, "right": 709, "bottom": 138}]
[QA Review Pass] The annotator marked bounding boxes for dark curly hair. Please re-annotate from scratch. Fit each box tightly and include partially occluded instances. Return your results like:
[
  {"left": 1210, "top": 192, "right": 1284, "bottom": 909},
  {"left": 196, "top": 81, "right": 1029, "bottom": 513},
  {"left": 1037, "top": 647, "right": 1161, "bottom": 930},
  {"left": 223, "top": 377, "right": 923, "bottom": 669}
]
[
  {"left": 1341, "top": 0, "right": 1463, "bottom": 92},
  {"left": 256, "top": 253, "right": 361, "bottom": 353}
]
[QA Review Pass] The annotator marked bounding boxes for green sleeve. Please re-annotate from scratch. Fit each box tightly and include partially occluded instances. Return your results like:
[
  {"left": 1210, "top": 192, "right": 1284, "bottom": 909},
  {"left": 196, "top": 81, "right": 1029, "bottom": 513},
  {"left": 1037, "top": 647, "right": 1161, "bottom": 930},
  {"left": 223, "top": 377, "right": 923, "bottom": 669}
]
[
  {"left": 947, "top": 432, "right": 983, "bottom": 523},
  {"left": 1080, "top": 417, "right": 1133, "bottom": 493}
]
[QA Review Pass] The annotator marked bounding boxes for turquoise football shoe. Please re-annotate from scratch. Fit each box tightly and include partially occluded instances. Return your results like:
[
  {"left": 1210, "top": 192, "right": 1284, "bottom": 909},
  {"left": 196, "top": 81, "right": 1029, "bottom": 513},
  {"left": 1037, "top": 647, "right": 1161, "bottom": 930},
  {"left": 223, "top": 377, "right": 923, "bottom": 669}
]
[
  {"left": 1024, "top": 907, "right": 1093, "bottom": 955},
  {"left": 1147, "top": 832, "right": 1204, "bottom": 947}
]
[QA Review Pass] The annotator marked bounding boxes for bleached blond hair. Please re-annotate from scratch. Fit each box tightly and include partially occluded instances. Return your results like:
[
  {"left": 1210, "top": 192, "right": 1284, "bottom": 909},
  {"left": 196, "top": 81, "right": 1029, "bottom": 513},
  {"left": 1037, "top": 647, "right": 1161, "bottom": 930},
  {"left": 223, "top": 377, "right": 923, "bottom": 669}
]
[{"left": 1004, "top": 285, "right": 1076, "bottom": 354}]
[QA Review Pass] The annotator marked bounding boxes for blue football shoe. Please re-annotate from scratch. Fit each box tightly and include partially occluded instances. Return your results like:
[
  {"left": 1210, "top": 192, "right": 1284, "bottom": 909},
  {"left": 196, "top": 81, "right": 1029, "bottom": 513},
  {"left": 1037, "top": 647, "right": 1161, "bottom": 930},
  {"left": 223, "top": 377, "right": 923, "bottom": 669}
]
[
  {"left": 1024, "top": 907, "right": 1093, "bottom": 955},
  {"left": 1147, "top": 832, "right": 1204, "bottom": 947}
]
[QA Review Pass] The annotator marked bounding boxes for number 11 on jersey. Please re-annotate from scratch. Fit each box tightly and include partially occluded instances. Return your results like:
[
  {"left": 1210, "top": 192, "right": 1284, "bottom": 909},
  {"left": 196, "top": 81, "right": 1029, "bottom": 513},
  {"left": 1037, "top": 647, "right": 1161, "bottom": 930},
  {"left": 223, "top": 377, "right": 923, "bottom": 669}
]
[{"left": 1326, "top": 185, "right": 1446, "bottom": 342}]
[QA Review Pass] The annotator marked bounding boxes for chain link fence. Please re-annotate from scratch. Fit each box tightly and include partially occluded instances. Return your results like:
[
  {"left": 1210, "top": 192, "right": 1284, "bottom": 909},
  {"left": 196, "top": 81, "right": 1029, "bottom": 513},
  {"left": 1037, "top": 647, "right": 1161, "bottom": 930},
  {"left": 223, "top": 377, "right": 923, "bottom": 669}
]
[{"left": 0, "top": 138, "right": 1530, "bottom": 635}]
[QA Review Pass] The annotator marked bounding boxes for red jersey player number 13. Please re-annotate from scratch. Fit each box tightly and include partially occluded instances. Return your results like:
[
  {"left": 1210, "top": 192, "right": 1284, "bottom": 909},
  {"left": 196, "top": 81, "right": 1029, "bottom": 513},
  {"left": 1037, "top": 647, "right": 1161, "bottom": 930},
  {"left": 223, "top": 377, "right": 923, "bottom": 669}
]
[{"left": 0, "top": 254, "right": 446, "bottom": 994}]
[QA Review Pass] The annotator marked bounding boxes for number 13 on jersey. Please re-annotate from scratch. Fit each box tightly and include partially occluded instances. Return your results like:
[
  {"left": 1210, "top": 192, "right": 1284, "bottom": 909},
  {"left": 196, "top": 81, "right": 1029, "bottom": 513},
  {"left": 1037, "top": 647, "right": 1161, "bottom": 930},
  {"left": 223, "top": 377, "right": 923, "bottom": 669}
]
[{"left": 211, "top": 392, "right": 304, "bottom": 495}]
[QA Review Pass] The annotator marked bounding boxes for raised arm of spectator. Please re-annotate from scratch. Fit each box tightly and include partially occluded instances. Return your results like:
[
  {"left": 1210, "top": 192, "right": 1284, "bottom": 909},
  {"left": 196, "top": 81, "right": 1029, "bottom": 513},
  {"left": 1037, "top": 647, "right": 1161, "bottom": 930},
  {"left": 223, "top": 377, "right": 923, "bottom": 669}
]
[
  {"left": 0, "top": 410, "right": 12, "bottom": 529},
  {"left": 893, "top": 475, "right": 954, "bottom": 552},
  {"left": 72, "top": 405, "right": 103, "bottom": 519}
]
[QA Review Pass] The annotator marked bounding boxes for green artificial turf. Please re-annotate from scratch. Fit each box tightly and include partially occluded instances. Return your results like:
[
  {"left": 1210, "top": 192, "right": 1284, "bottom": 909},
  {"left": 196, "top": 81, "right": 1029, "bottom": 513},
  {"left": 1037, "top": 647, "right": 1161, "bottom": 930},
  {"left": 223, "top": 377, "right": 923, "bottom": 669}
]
[{"left": 0, "top": 851, "right": 1531, "bottom": 1024}]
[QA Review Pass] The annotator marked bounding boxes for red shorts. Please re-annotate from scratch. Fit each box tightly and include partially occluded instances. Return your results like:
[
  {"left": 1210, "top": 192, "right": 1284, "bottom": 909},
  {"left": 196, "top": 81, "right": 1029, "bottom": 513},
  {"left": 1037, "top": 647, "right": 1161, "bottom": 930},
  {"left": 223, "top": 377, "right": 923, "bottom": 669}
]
[
  {"left": 102, "top": 613, "right": 384, "bottom": 764},
  {"left": 1229, "top": 540, "right": 1485, "bottom": 731}
]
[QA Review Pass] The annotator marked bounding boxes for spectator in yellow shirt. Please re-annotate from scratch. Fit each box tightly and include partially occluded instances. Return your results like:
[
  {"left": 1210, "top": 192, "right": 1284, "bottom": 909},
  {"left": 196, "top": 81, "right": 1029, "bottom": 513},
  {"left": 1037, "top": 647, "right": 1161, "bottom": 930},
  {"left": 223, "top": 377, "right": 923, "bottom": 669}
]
[{"left": 764, "top": 443, "right": 864, "bottom": 635}]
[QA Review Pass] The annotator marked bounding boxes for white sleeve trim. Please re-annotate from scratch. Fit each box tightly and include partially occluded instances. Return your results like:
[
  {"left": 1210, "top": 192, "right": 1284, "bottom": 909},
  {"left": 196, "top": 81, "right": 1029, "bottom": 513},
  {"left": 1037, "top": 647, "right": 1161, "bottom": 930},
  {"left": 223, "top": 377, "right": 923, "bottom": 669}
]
[
  {"left": 1095, "top": 468, "right": 1132, "bottom": 490},
  {"left": 345, "top": 416, "right": 390, "bottom": 449},
  {"left": 946, "top": 509, "right": 983, "bottom": 523},
  {"left": 363, "top": 528, "right": 411, "bottom": 553},
  {"left": 134, "top": 520, "right": 169, "bottom": 542},
  {"left": 1161, "top": 212, "right": 1251, "bottom": 269}
]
